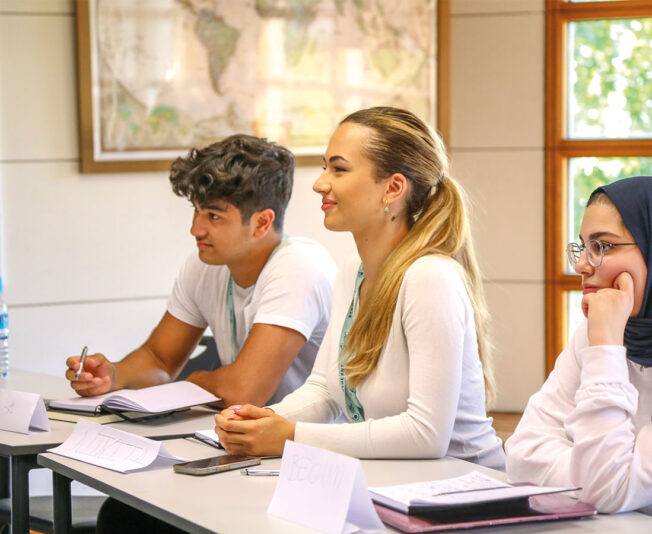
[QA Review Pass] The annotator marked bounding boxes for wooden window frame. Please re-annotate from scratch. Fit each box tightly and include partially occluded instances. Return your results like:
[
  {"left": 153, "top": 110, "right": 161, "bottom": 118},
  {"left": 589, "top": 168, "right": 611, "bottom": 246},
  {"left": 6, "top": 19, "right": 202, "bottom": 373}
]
[{"left": 545, "top": 0, "right": 652, "bottom": 373}]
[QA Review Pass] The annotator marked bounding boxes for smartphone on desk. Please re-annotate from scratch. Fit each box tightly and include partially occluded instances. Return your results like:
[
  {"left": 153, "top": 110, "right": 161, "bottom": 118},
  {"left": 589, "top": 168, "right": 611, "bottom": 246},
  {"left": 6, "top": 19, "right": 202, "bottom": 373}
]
[{"left": 173, "top": 454, "right": 261, "bottom": 476}]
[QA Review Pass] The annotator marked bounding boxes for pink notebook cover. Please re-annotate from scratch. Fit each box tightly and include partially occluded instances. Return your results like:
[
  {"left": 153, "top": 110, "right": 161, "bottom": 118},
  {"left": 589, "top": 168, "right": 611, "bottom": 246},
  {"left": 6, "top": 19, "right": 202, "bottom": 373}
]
[{"left": 374, "top": 493, "right": 597, "bottom": 532}]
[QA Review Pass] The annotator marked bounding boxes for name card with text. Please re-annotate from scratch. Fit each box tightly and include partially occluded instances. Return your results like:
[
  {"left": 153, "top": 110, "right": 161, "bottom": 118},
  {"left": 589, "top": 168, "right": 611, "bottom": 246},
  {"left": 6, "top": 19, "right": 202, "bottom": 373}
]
[
  {"left": 267, "top": 441, "right": 384, "bottom": 534},
  {"left": 0, "top": 390, "right": 50, "bottom": 434}
]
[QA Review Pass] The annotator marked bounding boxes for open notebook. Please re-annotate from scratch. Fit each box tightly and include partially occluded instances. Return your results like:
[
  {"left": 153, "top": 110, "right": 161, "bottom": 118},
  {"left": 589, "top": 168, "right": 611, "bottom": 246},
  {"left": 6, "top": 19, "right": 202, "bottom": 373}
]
[
  {"left": 48, "top": 381, "right": 219, "bottom": 415},
  {"left": 369, "top": 471, "right": 578, "bottom": 514}
]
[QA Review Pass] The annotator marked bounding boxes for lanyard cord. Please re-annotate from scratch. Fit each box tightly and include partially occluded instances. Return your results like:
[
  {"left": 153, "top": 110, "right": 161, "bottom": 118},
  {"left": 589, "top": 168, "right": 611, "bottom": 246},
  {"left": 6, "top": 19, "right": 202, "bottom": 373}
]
[
  {"left": 338, "top": 263, "right": 366, "bottom": 422},
  {"left": 226, "top": 236, "right": 286, "bottom": 363}
]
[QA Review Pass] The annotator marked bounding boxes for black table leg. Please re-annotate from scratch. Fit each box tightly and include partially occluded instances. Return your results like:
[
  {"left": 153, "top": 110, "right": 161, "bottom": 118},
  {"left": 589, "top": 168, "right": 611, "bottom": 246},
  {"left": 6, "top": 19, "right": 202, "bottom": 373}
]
[
  {"left": 52, "top": 471, "right": 72, "bottom": 534},
  {"left": 0, "top": 456, "right": 8, "bottom": 499},
  {"left": 10, "top": 455, "right": 37, "bottom": 534}
]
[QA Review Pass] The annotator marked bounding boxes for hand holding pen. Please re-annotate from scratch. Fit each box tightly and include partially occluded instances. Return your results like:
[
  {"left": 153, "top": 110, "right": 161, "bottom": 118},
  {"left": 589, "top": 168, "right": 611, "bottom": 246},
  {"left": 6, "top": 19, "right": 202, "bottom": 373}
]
[{"left": 65, "top": 348, "right": 116, "bottom": 397}]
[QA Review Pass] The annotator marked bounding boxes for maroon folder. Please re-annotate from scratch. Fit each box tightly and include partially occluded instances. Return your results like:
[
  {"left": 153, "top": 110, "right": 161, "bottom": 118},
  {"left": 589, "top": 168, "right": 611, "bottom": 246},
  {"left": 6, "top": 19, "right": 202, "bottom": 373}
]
[{"left": 374, "top": 493, "right": 597, "bottom": 532}]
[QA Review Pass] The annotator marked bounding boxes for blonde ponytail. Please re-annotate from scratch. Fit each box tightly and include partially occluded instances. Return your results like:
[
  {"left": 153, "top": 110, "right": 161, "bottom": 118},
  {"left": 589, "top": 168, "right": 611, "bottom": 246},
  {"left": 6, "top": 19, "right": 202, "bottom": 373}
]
[{"left": 340, "top": 108, "right": 496, "bottom": 406}]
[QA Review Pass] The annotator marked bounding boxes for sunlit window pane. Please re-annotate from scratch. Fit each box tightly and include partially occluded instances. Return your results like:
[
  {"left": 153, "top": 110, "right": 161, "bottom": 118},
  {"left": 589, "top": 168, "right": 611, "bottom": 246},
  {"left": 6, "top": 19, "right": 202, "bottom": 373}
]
[
  {"left": 568, "top": 291, "right": 584, "bottom": 342},
  {"left": 568, "top": 18, "right": 652, "bottom": 139},
  {"left": 567, "top": 157, "right": 652, "bottom": 271}
]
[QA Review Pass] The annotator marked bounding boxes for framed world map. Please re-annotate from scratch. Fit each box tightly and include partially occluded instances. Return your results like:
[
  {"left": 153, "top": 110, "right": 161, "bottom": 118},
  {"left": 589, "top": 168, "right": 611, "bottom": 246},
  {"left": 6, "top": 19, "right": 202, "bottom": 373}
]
[{"left": 76, "top": 0, "right": 442, "bottom": 173}]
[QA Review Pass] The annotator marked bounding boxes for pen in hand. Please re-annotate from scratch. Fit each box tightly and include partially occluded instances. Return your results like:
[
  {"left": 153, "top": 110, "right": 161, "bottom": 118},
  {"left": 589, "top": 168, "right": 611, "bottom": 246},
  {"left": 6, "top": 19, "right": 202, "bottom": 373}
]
[{"left": 74, "top": 346, "right": 88, "bottom": 380}]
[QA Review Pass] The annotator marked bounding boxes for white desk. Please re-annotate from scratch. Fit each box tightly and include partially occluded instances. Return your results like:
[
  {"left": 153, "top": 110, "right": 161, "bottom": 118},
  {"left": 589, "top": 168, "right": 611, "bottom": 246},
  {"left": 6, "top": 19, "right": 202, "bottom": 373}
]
[
  {"left": 39, "top": 438, "right": 652, "bottom": 534},
  {"left": 0, "top": 370, "right": 219, "bottom": 534},
  {"left": 1, "top": 369, "right": 80, "bottom": 534}
]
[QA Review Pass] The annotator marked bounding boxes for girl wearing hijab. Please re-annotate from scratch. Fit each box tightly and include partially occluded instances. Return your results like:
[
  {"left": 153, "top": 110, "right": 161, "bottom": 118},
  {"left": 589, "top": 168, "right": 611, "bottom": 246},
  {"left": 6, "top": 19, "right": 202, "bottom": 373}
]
[
  {"left": 506, "top": 176, "right": 652, "bottom": 513},
  {"left": 213, "top": 107, "right": 505, "bottom": 468}
]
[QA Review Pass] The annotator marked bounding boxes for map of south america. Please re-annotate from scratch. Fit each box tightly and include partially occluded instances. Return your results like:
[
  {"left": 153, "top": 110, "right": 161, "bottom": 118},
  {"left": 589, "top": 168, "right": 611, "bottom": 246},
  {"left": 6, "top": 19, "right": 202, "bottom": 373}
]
[{"left": 194, "top": 9, "right": 239, "bottom": 95}]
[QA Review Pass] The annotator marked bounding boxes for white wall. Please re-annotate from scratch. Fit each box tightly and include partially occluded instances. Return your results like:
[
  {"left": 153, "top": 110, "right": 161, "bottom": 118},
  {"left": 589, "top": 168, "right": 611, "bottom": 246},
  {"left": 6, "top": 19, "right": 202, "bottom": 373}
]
[
  {"left": 0, "top": 0, "right": 354, "bottom": 379},
  {"left": 0, "top": 0, "right": 544, "bottom": 412},
  {"left": 449, "top": 0, "right": 546, "bottom": 411}
]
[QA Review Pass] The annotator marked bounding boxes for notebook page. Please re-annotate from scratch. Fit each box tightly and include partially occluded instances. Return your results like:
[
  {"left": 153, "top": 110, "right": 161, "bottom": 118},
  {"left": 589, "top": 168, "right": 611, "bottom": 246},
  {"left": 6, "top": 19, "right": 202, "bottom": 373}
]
[
  {"left": 195, "top": 428, "right": 220, "bottom": 446},
  {"left": 102, "top": 381, "right": 219, "bottom": 412},
  {"left": 48, "top": 419, "right": 187, "bottom": 473}
]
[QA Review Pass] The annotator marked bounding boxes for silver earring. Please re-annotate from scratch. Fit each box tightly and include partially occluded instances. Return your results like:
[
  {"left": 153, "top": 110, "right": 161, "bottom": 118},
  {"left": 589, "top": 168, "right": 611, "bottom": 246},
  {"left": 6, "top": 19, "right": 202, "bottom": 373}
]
[{"left": 384, "top": 200, "right": 389, "bottom": 214}]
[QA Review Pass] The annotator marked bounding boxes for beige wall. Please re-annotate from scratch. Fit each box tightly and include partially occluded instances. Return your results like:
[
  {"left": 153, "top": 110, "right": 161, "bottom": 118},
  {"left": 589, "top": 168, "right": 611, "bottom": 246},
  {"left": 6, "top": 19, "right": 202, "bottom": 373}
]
[
  {"left": 449, "top": 0, "right": 546, "bottom": 410},
  {"left": 0, "top": 0, "right": 545, "bottom": 410}
]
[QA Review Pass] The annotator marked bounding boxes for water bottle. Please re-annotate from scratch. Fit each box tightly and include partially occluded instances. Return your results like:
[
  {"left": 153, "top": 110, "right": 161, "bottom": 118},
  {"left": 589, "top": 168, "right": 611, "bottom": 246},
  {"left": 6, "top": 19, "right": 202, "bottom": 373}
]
[{"left": 0, "top": 277, "right": 8, "bottom": 377}]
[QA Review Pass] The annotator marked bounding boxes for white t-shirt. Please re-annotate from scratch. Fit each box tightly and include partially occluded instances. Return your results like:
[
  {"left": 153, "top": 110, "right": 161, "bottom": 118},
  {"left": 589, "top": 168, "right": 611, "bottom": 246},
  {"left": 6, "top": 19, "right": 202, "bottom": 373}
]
[
  {"left": 505, "top": 320, "right": 652, "bottom": 513},
  {"left": 269, "top": 254, "right": 505, "bottom": 467},
  {"left": 167, "top": 237, "right": 337, "bottom": 404}
]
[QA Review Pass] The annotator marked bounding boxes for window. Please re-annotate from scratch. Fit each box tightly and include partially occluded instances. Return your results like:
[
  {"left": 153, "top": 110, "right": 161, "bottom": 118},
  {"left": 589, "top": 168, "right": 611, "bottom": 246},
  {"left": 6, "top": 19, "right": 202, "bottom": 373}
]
[{"left": 545, "top": 0, "right": 652, "bottom": 372}]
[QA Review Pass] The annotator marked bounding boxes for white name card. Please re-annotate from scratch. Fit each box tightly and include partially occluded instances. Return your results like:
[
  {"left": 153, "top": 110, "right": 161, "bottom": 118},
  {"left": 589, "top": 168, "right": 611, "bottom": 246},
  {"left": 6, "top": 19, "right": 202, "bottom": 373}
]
[
  {"left": 267, "top": 441, "right": 384, "bottom": 534},
  {"left": 0, "top": 389, "right": 50, "bottom": 434}
]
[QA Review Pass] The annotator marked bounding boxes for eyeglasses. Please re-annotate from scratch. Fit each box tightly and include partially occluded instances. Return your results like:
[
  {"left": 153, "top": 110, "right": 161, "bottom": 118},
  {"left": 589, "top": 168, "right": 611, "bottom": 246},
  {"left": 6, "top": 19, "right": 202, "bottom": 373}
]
[{"left": 567, "top": 239, "right": 637, "bottom": 268}]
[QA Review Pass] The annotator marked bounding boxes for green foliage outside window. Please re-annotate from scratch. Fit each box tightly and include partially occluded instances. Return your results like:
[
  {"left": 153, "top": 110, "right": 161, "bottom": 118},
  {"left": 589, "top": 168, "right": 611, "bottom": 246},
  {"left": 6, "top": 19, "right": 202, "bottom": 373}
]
[
  {"left": 569, "top": 18, "right": 652, "bottom": 138},
  {"left": 569, "top": 157, "right": 652, "bottom": 247}
]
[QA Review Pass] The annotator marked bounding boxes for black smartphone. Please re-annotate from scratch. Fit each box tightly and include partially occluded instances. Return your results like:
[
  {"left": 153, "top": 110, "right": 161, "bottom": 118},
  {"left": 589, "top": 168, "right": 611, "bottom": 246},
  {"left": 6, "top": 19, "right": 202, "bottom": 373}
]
[{"left": 173, "top": 454, "right": 261, "bottom": 476}]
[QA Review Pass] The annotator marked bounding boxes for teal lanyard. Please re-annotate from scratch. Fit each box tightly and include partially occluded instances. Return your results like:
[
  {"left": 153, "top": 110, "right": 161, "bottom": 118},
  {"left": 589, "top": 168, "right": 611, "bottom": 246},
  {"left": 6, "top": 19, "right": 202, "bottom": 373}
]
[
  {"left": 226, "top": 236, "right": 286, "bottom": 363},
  {"left": 338, "top": 263, "right": 366, "bottom": 422}
]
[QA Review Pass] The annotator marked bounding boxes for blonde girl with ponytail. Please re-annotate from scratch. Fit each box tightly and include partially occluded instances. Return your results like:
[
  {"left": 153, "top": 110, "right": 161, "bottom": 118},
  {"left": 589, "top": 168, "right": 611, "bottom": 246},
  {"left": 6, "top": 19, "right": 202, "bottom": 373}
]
[{"left": 214, "top": 107, "right": 505, "bottom": 468}]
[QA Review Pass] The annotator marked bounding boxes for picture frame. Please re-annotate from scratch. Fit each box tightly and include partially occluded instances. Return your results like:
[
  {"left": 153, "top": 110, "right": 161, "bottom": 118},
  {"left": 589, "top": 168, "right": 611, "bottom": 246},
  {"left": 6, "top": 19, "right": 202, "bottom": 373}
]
[{"left": 76, "top": 0, "right": 448, "bottom": 173}]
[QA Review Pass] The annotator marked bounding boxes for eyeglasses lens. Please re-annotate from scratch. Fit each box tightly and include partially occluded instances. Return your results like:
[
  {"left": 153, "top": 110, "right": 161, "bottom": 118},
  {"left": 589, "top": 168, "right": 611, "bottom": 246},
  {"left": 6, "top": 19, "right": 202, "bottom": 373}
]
[
  {"left": 587, "top": 240, "right": 603, "bottom": 267},
  {"left": 567, "top": 243, "right": 581, "bottom": 266},
  {"left": 567, "top": 241, "right": 603, "bottom": 268}
]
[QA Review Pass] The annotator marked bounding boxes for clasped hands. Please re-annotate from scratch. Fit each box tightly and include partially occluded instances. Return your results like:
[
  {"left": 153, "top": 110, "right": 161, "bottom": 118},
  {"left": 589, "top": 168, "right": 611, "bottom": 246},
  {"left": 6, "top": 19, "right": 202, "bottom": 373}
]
[{"left": 214, "top": 404, "right": 296, "bottom": 457}]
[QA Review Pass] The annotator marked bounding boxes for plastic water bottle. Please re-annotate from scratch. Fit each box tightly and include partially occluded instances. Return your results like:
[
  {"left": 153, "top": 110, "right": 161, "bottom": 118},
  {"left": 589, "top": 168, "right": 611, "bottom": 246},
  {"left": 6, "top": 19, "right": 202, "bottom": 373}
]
[{"left": 0, "top": 277, "right": 8, "bottom": 377}]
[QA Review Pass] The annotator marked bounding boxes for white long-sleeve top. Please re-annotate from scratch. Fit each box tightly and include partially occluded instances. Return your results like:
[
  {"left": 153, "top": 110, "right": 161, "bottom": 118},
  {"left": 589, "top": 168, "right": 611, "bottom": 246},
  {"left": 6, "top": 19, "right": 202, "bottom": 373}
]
[
  {"left": 505, "top": 320, "right": 652, "bottom": 513},
  {"left": 269, "top": 254, "right": 505, "bottom": 468}
]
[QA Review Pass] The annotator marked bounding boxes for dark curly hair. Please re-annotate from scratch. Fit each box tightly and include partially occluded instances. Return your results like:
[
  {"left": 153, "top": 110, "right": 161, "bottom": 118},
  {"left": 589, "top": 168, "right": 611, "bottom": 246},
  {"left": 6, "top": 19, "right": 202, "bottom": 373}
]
[{"left": 169, "top": 134, "right": 295, "bottom": 231}]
